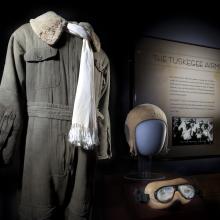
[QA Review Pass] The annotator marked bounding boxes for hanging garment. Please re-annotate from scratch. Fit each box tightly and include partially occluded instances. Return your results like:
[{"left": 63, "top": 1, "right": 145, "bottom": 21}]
[{"left": 0, "top": 11, "right": 111, "bottom": 220}]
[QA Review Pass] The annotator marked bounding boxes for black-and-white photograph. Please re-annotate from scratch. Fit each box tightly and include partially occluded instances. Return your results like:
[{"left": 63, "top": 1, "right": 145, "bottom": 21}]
[{"left": 172, "top": 117, "right": 213, "bottom": 145}]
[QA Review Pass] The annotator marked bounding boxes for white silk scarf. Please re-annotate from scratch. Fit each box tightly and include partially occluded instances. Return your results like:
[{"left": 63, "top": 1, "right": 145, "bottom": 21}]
[{"left": 66, "top": 23, "right": 98, "bottom": 150}]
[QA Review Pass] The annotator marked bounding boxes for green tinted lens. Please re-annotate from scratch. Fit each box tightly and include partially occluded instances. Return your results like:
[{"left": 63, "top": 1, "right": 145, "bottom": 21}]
[
  {"left": 156, "top": 186, "right": 175, "bottom": 202},
  {"left": 178, "top": 184, "right": 195, "bottom": 199}
]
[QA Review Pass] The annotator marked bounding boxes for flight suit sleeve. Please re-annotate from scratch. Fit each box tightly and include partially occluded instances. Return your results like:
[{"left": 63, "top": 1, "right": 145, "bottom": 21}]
[
  {"left": 96, "top": 56, "right": 111, "bottom": 160},
  {"left": 0, "top": 33, "right": 26, "bottom": 165}
]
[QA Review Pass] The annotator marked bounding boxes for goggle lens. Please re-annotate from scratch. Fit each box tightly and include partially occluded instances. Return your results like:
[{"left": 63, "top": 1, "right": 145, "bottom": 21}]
[
  {"left": 178, "top": 184, "right": 195, "bottom": 199},
  {"left": 156, "top": 186, "right": 175, "bottom": 202}
]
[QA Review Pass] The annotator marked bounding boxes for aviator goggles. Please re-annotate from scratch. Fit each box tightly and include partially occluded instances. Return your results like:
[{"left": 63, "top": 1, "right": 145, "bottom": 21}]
[{"left": 153, "top": 184, "right": 196, "bottom": 203}]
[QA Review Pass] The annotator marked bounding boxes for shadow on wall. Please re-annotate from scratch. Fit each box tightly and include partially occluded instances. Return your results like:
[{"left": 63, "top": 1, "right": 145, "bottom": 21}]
[{"left": 143, "top": 16, "right": 220, "bottom": 48}]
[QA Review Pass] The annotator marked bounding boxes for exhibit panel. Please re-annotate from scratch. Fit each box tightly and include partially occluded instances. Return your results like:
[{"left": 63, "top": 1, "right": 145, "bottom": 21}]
[{"left": 135, "top": 37, "right": 220, "bottom": 157}]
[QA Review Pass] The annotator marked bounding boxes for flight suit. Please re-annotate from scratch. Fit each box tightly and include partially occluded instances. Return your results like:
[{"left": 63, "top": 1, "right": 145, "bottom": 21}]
[{"left": 0, "top": 11, "right": 111, "bottom": 219}]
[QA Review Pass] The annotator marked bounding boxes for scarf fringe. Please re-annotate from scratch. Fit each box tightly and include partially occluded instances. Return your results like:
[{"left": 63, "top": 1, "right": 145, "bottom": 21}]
[{"left": 68, "top": 123, "right": 99, "bottom": 150}]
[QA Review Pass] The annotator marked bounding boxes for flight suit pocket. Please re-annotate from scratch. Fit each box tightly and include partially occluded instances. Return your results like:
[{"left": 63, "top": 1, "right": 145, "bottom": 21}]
[
  {"left": 24, "top": 47, "right": 60, "bottom": 89},
  {"left": 54, "top": 134, "right": 71, "bottom": 176}
]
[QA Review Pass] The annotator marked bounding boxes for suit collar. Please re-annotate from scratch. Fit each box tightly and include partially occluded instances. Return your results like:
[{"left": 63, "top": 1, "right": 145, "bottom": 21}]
[{"left": 30, "top": 11, "right": 101, "bottom": 52}]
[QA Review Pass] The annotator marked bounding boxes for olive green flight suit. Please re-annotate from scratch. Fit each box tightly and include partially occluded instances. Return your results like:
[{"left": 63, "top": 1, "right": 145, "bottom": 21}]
[{"left": 0, "top": 11, "right": 111, "bottom": 220}]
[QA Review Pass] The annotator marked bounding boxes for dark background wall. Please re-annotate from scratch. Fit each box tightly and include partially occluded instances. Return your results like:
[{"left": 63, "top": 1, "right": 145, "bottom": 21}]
[{"left": 1, "top": 1, "right": 220, "bottom": 219}]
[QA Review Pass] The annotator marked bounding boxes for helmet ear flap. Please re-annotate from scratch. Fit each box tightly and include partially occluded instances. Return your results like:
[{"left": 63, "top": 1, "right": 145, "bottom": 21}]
[
  {"left": 125, "top": 121, "right": 137, "bottom": 156},
  {"left": 124, "top": 123, "right": 130, "bottom": 144}
]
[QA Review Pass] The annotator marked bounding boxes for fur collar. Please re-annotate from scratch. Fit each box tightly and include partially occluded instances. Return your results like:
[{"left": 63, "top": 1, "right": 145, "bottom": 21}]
[{"left": 30, "top": 11, "right": 101, "bottom": 52}]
